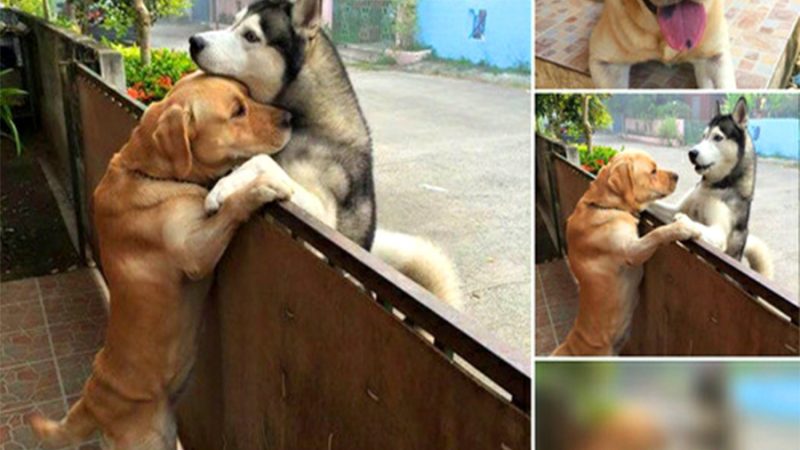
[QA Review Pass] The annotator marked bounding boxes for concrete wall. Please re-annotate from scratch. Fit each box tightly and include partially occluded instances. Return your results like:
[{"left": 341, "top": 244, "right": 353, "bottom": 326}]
[
  {"left": 750, "top": 119, "right": 800, "bottom": 160},
  {"left": 416, "top": 0, "right": 530, "bottom": 70}
]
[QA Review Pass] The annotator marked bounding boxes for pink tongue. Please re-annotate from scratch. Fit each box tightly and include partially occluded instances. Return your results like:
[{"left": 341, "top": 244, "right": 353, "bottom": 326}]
[{"left": 657, "top": 1, "right": 707, "bottom": 51}]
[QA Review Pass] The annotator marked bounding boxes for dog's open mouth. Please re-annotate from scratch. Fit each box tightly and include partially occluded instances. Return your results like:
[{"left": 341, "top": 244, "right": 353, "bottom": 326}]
[
  {"left": 657, "top": 0, "right": 707, "bottom": 51},
  {"left": 694, "top": 162, "right": 713, "bottom": 173}
]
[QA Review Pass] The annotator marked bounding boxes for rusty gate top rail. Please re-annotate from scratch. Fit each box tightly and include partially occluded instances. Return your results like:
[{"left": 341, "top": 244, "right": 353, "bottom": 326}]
[
  {"left": 73, "top": 62, "right": 531, "bottom": 412},
  {"left": 548, "top": 148, "right": 799, "bottom": 326}
]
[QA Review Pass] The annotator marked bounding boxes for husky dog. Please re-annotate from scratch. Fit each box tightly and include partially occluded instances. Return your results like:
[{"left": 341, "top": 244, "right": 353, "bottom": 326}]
[
  {"left": 649, "top": 97, "right": 773, "bottom": 277},
  {"left": 189, "top": 0, "right": 462, "bottom": 306},
  {"left": 589, "top": 0, "right": 736, "bottom": 89}
]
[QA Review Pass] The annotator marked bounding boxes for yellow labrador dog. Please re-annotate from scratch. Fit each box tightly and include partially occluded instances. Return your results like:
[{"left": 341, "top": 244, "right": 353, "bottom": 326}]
[
  {"left": 553, "top": 151, "right": 704, "bottom": 356},
  {"left": 30, "top": 74, "right": 292, "bottom": 449},
  {"left": 590, "top": 0, "right": 735, "bottom": 88}
]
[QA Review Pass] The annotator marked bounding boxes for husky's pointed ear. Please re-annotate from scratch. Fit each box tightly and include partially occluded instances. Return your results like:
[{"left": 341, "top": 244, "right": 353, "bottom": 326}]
[
  {"left": 292, "top": 0, "right": 322, "bottom": 38},
  {"left": 715, "top": 100, "right": 723, "bottom": 117},
  {"left": 153, "top": 104, "right": 193, "bottom": 179},
  {"left": 732, "top": 97, "right": 748, "bottom": 128}
]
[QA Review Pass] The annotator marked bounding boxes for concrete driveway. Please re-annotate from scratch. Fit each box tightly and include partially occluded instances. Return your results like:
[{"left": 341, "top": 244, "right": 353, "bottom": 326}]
[
  {"left": 595, "top": 134, "right": 800, "bottom": 299},
  {"left": 352, "top": 70, "right": 531, "bottom": 359},
  {"left": 151, "top": 23, "right": 532, "bottom": 359}
]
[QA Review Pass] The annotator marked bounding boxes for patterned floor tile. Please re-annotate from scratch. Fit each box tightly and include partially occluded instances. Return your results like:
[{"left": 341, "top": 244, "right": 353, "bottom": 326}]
[
  {"left": 0, "top": 279, "right": 39, "bottom": 305},
  {"left": 56, "top": 352, "right": 95, "bottom": 398},
  {"left": 0, "top": 302, "right": 46, "bottom": 334},
  {"left": 49, "top": 319, "right": 106, "bottom": 360},
  {"left": 0, "top": 399, "right": 66, "bottom": 449},
  {"left": 37, "top": 271, "right": 99, "bottom": 300},
  {"left": 0, "top": 360, "right": 62, "bottom": 413},
  {"left": 0, "top": 327, "right": 52, "bottom": 369},
  {"left": 42, "top": 291, "right": 106, "bottom": 327}
]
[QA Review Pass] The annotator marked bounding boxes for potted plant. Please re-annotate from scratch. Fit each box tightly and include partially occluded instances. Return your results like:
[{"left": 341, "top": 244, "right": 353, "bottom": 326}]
[{"left": 385, "top": 0, "right": 430, "bottom": 65}]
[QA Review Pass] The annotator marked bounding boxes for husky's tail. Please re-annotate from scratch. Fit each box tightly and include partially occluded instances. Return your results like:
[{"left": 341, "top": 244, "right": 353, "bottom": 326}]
[
  {"left": 29, "top": 398, "right": 97, "bottom": 447},
  {"left": 372, "top": 229, "right": 463, "bottom": 310},
  {"left": 744, "top": 234, "right": 773, "bottom": 279}
]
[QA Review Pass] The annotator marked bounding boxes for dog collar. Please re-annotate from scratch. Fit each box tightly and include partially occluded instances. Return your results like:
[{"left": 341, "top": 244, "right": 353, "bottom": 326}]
[
  {"left": 642, "top": 0, "right": 658, "bottom": 15},
  {"left": 587, "top": 202, "right": 640, "bottom": 219},
  {"left": 130, "top": 169, "right": 211, "bottom": 189}
]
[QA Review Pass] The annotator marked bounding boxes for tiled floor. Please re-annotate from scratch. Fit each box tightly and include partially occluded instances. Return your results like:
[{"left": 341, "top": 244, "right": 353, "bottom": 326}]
[
  {"left": 535, "top": 258, "right": 579, "bottom": 355},
  {"left": 536, "top": 0, "right": 800, "bottom": 88},
  {"left": 0, "top": 270, "right": 106, "bottom": 449}
]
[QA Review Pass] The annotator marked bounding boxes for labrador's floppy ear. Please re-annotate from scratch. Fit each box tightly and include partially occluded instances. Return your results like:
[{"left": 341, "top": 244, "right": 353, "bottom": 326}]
[
  {"left": 153, "top": 104, "right": 193, "bottom": 179},
  {"left": 292, "top": 0, "right": 322, "bottom": 38},
  {"left": 605, "top": 155, "right": 637, "bottom": 209}
]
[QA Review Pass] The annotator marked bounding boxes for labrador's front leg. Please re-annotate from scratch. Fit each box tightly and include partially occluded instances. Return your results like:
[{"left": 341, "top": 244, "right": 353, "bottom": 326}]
[
  {"left": 693, "top": 52, "right": 736, "bottom": 89},
  {"left": 167, "top": 175, "right": 293, "bottom": 280},
  {"left": 589, "top": 60, "right": 631, "bottom": 88},
  {"left": 623, "top": 215, "right": 702, "bottom": 266}
]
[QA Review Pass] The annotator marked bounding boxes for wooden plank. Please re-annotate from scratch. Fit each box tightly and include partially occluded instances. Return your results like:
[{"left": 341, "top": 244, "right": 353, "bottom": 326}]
[
  {"left": 623, "top": 241, "right": 799, "bottom": 356},
  {"left": 75, "top": 65, "right": 141, "bottom": 260},
  {"left": 177, "top": 216, "right": 530, "bottom": 449}
]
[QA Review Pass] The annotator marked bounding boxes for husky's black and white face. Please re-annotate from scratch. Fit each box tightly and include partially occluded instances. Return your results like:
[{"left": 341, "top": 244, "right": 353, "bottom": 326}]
[
  {"left": 189, "top": 0, "right": 321, "bottom": 103},
  {"left": 689, "top": 97, "right": 750, "bottom": 182}
]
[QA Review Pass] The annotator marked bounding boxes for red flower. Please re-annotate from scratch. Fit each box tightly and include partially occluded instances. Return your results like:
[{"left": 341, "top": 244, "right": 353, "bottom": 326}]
[
  {"left": 127, "top": 87, "right": 141, "bottom": 99},
  {"left": 157, "top": 75, "right": 173, "bottom": 89},
  {"left": 581, "top": 164, "right": 592, "bottom": 172},
  {"left": 595, "top": 159, "right": 605, "bottom": 166}
]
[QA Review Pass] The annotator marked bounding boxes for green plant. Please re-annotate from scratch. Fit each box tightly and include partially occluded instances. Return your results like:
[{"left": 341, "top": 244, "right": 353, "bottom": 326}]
[
  {"left": 391, "top": 0, "right": 418, "bottom": 50},
  {"left": 0, "top": 69, "right": 28, "bottom": 155},
  {"left": 576, "top": 144, "right": 621, "bottom": 174},
  {"left": 96, "top": 0, "right": 190, "bottom": 39},
  {"left": 112, "top": 44, "right": 195, "bottom": 103},
  {"left": 658, "top": 117, "right": 681, "bottom": 144},
  {"left": 5, "top": 0, "right": 45, "bottom": 17}
]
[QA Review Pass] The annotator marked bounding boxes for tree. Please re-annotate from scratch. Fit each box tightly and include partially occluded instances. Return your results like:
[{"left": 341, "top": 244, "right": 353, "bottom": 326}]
[
  {"left": 132, "top": 0, "right": 152, "bottom": 65},
  {"left": 535, "top": 94, "right": 612, "bottom": 149},
  {"left": 75, "top": 0, "right": 190, "bottom": 65}
]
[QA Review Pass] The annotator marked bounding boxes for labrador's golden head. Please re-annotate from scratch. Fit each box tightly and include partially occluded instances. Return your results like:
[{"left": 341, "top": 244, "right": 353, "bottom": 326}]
[
  {"left": 132, "top": 72, "right": 291, "bottom": 183},
  {"left": 595, "top": 150, "right": 678, "bottom": 211}
]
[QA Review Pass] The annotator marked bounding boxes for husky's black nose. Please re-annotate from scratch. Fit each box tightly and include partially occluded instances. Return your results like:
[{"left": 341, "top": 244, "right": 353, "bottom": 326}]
[
  {"left": 189, "top": 36, "right": 206, "bottom": 58},
  {"left": 688, "top": 149, "right": 699, "bottom": 164}
]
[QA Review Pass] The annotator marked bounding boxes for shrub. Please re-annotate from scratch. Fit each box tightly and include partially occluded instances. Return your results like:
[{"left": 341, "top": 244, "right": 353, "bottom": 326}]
[
  {"left": 576, "top": 144, "right": 621, "bottom": 174},
  {"left": 685, "top": 120, "right": 706, "bottom": 145},
  {"left": 112, "top": 44, "right": 196, "bottom": 104},
  {"left": 658, "top": 117, "right": 681, "bottom": 144}
]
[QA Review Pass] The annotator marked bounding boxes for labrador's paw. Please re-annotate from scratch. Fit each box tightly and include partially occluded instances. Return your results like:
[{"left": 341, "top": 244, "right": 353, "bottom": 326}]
[
  {"left": 205, "top": 155, "right": 293, "bottom": 213},
  {"left": 248, "top": 173, "right": 294, "bottom": 205},
  {"left": 673, "top": 213, "right": 703, "bottom": 241}
]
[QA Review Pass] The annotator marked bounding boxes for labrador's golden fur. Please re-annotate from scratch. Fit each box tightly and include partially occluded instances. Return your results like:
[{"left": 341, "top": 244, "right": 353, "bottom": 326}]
[
  {"left": 590, "top": 0, "right": 735, "bottom": 88},
  {"left": 553, "top": 150, "right": 703, "bottom": 356},
  {"left": 30, "top": 74, "right": 292, "bottom": 449}
]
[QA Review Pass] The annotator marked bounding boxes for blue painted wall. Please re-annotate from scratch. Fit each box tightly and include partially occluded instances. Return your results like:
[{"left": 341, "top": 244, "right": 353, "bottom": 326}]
[
  {"left": 749, "top": 119, "right": 800, "bottom": 160},
  {"left": 416, "top": 0, "right": 531, "bottom": 70}
]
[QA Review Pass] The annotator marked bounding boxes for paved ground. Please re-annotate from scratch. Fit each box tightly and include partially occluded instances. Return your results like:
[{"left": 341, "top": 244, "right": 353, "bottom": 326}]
[
  {"left": 596, "top": 134, "right": 800, "bottom": 299},
  {"left": 152, "top": 23, "right": 533, "bottom": 360}
]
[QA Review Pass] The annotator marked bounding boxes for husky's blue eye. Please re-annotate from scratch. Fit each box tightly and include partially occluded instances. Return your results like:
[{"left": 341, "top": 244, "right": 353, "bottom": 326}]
[
  {"left": 713, "top": 135, "right": 724, "bottom": 142},
  {"left": 243, "top": 31, "right": 260, "bottom": 43}
]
